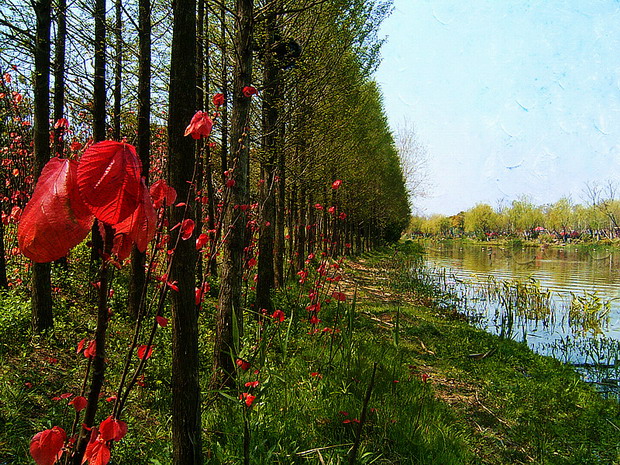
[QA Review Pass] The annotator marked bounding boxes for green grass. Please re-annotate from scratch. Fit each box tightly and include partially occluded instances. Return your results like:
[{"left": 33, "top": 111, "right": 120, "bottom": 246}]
[{"left": 0, "top": 245, "right": 619, "bottom": 464}]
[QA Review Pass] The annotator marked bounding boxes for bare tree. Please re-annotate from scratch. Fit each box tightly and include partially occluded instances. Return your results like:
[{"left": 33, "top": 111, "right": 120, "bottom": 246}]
[{"left": 394, "top": 119, "right": 430, "bottom": 203}]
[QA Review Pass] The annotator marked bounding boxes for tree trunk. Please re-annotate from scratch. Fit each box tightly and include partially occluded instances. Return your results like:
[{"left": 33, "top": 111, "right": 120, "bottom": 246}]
[
  {"left": 90, "top": 0, "right": 106, "bottom": 262},
  {"left": 168, "top": 0, "right": 201, "bottom": 463},
  {"left": 112, "top": 0, "right": 122, "bottom": 141},
  {"left": 0, "top": 220, "right": 6, "bottom": 288},
  {"left": 213, "top": 0, "right": 254, "bottom": 387},
  {"left": 128, "top": 0, "right": 151, "bottom": 320},
  {"left": 219, "top": 3, "right": 229, "bottom": 179},
  {"left": 273, "top": 121, "right": 285, "bottom": 287},
  {"left": 52, "top": 0, "right": 66, "bottom": 157},
  {"left": 31, "top": 0, "right": 53, "bottom": 332},
  {"left": 71, "top": 226, "right": 113, "bottom": 465},
  {"left": 255, "top": 10, "right": 280, "bottom": 313}
]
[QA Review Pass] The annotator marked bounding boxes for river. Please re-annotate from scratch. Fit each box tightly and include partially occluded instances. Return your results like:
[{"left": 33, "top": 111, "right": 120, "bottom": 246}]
[{"left": 422, "top": 241, "right": 620, "bottom": 396}]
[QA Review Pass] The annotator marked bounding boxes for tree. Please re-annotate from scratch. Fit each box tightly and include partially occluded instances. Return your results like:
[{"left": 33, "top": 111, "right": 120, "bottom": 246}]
[
  {"left": 395, "top": 119, "right": 429, "bottom": 204},
  {"left": 31, "top": 0, "right": 53, "bottom": 332},
  {"left": 506, "top": 196, "right": 544, "bottom": 235},
  {"left": 167, "top": 0, "right": 201, "bottom": 463},
  {"left": 127, "top": 0, "right": 152, "bottom": 319},
  {"left": 213, "top": 0, "right": 254, "bottom": 387},
  {"left": 464, "top": 203, "right": 499, "bottom": 237},
  {"left": 255, "top": 2, "right": 282, "bottom": 313}
]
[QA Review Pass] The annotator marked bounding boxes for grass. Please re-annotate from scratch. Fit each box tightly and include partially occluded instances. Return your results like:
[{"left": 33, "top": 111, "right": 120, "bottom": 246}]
[{"left": 0, "top": 243, "right": 619, "bottom": 464}]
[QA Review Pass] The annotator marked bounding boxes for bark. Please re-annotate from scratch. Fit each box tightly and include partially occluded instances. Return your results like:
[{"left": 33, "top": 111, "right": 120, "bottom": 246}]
[
  {"left": 31, "top": 0, "right": 53, "bottom": 332},
  {"left": 255, "top": 10, "right": 281, "bottom": 313},
  {"left": 295, "top": 187, "right": 306, "bottom": 271},
  {"left": 90, "top": 0, "right": 106, "bottom": 261},
  {"left": 128, "top": 0, "right": 151, "bottom": 320},
  {"left": 202, "top": 4, "right": 217, "bottom": 276},
  {"left": 168, "top": 0, "right": 201, "bottom": 462},
  {"left": 93, "top": 0, "right": 106, "bottom": 143},
  {"left": 213, "top": 0, "right": 254, "bottom": 387},
  {"left": 71, "top": 226, "right": 113, "bottom": 465},
  {"left": 219, "top": 3, "right": 229, "bottom": 179},
  {"left": 195, "top": 0, "right": 204, "bottom": 279},
  {"left": 52, "top": 0, "right": 66, "bottom": 157},
  {"left": 0, "top": 220, "right": 7, "bottom": 288},
  {"left": 112, "top": 0, "right": 122, "bottom": 141},
  {"left": 273, "top": 121, "right": 286, "bottom": 287}
]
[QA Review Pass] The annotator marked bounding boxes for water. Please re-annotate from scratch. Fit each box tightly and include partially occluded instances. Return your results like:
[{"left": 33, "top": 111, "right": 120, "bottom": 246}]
[{"left": 422, "top": 241, "right": 620, "bottom": 397}]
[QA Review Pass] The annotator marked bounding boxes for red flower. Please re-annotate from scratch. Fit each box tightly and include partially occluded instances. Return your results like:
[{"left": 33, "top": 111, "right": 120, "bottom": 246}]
[
  {"left": 331, "top": 179, "right": 342, "bottom": 189},
  {"left": 212, "top": 93, "right": 225, "bottom": 107},
  {"left": 271, "top": 309, "right": 285, "bottom": 323},
  {"left": 332, "top": 291, "right": 346, "bottom": 302},
  {"left": 239, "top": 392, "right": 256, "bottom": 407},
  {"left": 30, "top": 426, "right": 66, "bottom": 465},
  {"left": 244, "top": 380, "right": 260, "bottom": 388},
  {"left": 339, "top": 212, "right": 347, "bottom": 220},
  {"left": 69, "top": 395, "right": 87, "bottom": 412},
  {"left": 156, "top": 316, "right": 168, "bottom": 327},
  {"left": 137, "top": 345, "right": 153, "bottom": 360},
  {"left": 328, "top": 206, "right": 336, "bottom": 215},
  {"left": 184, "top": 111, "right": 213, "bottom": 139},
  {"left": 70, "top": 140, "right": 82, "bottom": 152},
  {"left": 242, "top": 86, "right": 258, "bottom": 97}
]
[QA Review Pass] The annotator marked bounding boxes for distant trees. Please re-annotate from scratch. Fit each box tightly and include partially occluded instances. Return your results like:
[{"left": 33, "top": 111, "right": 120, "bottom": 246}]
[
  {"left": 464, "top": 203, "right": 500, "bottom": 237},
  {"left": 411, "top": 186, "right": 620, "bottom": 241}
]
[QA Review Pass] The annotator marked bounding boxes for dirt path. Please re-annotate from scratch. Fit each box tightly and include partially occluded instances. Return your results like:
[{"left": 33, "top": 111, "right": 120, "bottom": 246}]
[{"left": 342, "top": 255, "right": 534, "bottom": 465}]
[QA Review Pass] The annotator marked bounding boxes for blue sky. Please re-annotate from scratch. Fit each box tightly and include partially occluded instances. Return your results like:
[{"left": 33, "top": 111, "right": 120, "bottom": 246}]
[{"left": 375, "top": 0, "right": 620, "bottom": 215}]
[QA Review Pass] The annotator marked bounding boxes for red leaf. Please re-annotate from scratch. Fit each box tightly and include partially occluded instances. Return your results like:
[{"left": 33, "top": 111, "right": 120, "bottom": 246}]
[
  {"left": 30, "top": 426, "right": 66, "bottom": 465},
  {"left": 239, "top": 392, "right": 256, "bottom": 407},
  {"left": 83, "top": 429, "right": 111, "bottom": 465},
  {"left": 114, "top": 180, "right": 157, "bottom": 252},
  {"left": 212, "top": 93, "right": 225, "bottom": 107},
  {"left": 69, "top": 395, "right": 87, "bottom": 412},
  {"left": 242, "top": 86, "right": 258, "bottom": 97},
  {"left": 77, "top": 141, "right": 142, "bottom": 225},
  {"left": 18, "top": 158, "right": 94, "bottom": 263},
  {"left": 77, "top": 338, "right": 87, "bottom": 354},
  {"left": 99, "top": 416, "right": 127, "bottom": 442},
  {"left": 181, "top": 218, "right": 195, "bottom": 240},
  {"left": 137, "top": 345, "right": 153, "bottom": 360},
  {"left": 111, "top": 233, "right": 133, "bottom": 262},
  {"left": 83, "top": 340, "right": 96, "bottom": 358},
  {"left": 184, "top": 111, "right": 214, "bottom": 139},
  {"left": 195, "top": 233, "right": 209, "bottom": 250},
  {"left": 149, "top": 179, "right": 177, "bottom": 209}
]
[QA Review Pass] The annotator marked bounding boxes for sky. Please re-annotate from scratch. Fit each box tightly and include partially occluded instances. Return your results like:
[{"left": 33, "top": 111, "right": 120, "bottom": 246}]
[{"left": 374, "top": 0, "right": 620, "bottom": 216}]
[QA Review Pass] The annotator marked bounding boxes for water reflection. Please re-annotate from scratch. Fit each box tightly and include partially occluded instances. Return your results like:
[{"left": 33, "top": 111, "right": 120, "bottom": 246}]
[
  {"left": 425, "top": 242, "right": 620, "bottom": 334},
  {"left": 423, "top": 241, "right": 620, "bottom": 398}
]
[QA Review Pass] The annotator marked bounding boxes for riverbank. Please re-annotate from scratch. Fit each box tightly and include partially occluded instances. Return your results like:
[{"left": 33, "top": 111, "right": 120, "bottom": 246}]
[
  {"left": 417, "top": 235, "right": 620, "bottom": 251},
  {"left": 1, "top": 245, "right": 619, "bottom": 464},
  {"left": 345, "top": 244, "right": 620, "bottom": 464}
]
